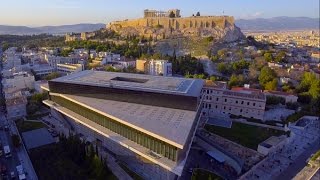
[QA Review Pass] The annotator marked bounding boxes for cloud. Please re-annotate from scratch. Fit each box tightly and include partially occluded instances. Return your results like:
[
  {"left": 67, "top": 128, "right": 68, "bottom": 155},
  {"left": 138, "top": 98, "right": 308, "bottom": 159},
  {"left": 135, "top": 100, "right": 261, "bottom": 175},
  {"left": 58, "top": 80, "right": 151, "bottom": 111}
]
[
  {"left": 239, "top": 12, "right": 264, "bottom": 19},
  {"left": 252, "top": 12, "right": 263, "bottom": 17}
]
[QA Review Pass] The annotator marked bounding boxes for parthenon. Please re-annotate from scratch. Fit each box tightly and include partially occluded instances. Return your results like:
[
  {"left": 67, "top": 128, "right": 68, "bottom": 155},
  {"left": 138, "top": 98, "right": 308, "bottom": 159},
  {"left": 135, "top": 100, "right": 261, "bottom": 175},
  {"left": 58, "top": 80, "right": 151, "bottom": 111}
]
[{"left": 144, "top": 9, "right": 181, "bottom": 18}]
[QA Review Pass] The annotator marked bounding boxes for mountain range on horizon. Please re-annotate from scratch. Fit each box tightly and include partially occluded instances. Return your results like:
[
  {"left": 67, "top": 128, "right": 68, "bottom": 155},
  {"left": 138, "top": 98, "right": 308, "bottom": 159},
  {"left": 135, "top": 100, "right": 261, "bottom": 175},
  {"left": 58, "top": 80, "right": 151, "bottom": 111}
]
[
  {"left": 0, "top": 16, "right": 319, "bottom": 35},
  {"left": 236, "top": 16, "right": 320, "bottom": 32}
]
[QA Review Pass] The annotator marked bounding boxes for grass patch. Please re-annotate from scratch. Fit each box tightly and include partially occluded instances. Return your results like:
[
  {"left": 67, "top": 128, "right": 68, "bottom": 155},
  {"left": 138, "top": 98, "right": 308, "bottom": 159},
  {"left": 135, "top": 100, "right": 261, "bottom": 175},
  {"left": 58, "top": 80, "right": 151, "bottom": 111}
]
[
  {"left": 191, "top": 169, "right": 222, "bottom": 180},
  {"left": 16, "top": 120, "right": 46, "bottom": 133},
  {"left": 205, "top": 122, "right": 286, "bottom": 149},
  {"left": 119, "top": 163, "right": 143, "bottom": 180}
]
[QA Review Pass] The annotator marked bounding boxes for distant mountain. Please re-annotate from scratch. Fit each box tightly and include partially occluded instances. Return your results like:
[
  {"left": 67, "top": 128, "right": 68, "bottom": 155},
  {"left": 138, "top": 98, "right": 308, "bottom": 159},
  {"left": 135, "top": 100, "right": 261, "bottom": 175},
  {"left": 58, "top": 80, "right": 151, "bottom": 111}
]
[
  {"left": 236, "top": 17, "right": 320, "bottom": 32},
  {"left": 0, "top": 23, "right": 105, "bottom": 35}
]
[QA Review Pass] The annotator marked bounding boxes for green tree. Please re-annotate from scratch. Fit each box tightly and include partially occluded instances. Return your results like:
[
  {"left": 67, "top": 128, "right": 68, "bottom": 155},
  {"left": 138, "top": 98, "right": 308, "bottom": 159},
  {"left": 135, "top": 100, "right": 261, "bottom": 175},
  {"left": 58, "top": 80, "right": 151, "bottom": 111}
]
[
  {"left": 217, "top": 49, "right": 227, "bottom": 59},
  {"left": 211, "top": 55, "right": 219, "bottom": 62},
  {"left": 228, "top": 74, "right": 245, "bottom": 88},
  {"left": 264, "top": 52, "right": 273, "bottom": 62},
  {"left": 1, "top": 42, "right": 10, "bottom": 51},
  {"left": 45, "top": 72, "right": 61, "bottom": 80},
  {"left": 259, "top": 66, "right": 276, "bottom": 87},
  {"left": 217, "top": 62, "right": 228, "bottom": 74},
  {"left": 264, "top": 79, "right": 278, "bottom": 90},
  {"left": 274, "top": 51, "right": 286, "bottom": 63},
  {"left": 210, "top": 76, "right": 217, "bottom": 82},
  {"left": 298, "top": 72, "right": 319, "bottom": 98}
]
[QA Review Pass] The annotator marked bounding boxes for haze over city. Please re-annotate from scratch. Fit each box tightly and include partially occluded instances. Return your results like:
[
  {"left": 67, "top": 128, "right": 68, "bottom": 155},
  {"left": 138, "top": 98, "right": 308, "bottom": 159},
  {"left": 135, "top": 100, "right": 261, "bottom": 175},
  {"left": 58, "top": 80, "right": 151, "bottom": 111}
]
[{"left": 0, "top": 0, "right": 319, "bottom": 26}]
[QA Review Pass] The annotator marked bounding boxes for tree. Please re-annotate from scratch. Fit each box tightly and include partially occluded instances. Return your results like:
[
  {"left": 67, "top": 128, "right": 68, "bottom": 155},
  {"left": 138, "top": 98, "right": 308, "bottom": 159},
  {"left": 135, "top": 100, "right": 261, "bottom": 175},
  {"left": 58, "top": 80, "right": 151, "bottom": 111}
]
[
  {"left": 217, "top": 49, "right": 227, "bottom": 59},
  {"left": 275, "top": 51, "right": 286, "bottom": 63},
  {"left": 217, "top": 63, "right": 228, "bottom": 74},
  {"left": 169, "top": 11, "right": 175, "bottom": 18},
  {"left": 1, "top": 42, "right": 10, "bottom": 51},
  {"left": 264, "top": 52, "right": 273, "bottom": 62},
  {"left": 266, "top": 96, "right": 285, "bottom": 105},
  {"left": 248, "top": 63, "right": 259, "bottom": 81},
  {"left": 259, "top": 66, "right": 276, "bottom": 87},
  {"left": 44, "top": 72, "right": 61, "bottom": 80},
  {"left": 196, "top": 12, "right": 200, "bottom": 16},
  {"left": 11, "top": 134, "right": 21, "bottom": 147},
  {"left": 264, "top": 79, "right": 278, "bottom": 90},
  {"left": 211, "top": 55, "right": 219, "bottom": 62},
  {"left": 228, "top": 74, "right": 245, "bottom": 88},
  {"left": 231, "top": 59, "right": 250, "bottom": 71},
  {"left": 210, "top": 76, "right": 217, "bottom": 82}
]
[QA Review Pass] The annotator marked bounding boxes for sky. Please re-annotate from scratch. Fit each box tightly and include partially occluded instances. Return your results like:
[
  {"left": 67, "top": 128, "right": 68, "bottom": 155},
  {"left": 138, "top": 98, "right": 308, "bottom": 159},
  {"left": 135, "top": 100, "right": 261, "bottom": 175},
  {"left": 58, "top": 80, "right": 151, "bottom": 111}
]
[{"left": 0, "top": 0, "right": 319, "bottom": 26}]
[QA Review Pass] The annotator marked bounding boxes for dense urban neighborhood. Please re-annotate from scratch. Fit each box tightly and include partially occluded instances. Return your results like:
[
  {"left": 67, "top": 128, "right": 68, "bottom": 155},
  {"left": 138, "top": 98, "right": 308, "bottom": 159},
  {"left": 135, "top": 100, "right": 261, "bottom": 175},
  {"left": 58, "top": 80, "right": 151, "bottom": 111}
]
[{"left": 0, "top": 6, "right": 319, "bottom": 180}]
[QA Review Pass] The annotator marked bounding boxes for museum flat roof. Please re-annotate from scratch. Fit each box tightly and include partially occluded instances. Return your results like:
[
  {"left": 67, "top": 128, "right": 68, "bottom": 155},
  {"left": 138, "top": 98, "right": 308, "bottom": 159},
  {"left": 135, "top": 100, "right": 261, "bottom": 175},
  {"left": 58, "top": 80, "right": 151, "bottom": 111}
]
[
  {"left": 53, "top": 93, "right": 198, "bottom": 149},
  {"left": 50, "top": 70, "right": 204, "bottom": 97}
]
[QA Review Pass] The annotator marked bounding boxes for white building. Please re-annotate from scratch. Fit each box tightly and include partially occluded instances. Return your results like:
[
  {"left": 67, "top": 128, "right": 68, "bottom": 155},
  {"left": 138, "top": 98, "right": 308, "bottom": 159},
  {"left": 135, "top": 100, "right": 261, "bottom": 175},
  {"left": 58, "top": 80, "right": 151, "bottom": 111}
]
[
  {"left": 57, "top": 63, "right": 84, "bottom": 74},
  {"left": 2, "top": 72, "right": 35, "bottom": 91},
  {"left": 136, "top": 59, "right": 172, "bottom": 76},
  {"left": 31, "top": 64, "right": 55, "bottom": 77},
  {"left": 264, "top": 90, "right": 298, "bottom": 103},
  {"left": 257, "top": 135, "right": 287, "bottom": 156},
  {"left": 202, "top": 82, "right": 266, "bottom": 120}
]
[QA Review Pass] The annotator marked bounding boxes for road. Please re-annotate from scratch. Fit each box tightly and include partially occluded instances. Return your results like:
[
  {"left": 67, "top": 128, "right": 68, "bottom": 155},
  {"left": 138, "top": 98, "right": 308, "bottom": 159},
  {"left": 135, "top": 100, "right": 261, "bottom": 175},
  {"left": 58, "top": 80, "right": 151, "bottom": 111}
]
[
  {"left": 0, "top": 115, "right": 21, "bottom": 179},
  {"left": 275, "top": 138, "right": 320, "bottom": 180},
  {"left": 0, "top": 48, "right": 38, "bottom": 180}
]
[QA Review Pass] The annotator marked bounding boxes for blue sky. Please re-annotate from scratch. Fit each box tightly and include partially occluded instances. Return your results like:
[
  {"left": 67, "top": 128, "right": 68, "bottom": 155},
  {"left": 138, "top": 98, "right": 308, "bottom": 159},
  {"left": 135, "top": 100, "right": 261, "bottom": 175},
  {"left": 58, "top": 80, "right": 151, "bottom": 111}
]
[{"left": 0, "top": 0, "right": 319, "bottom": 26}]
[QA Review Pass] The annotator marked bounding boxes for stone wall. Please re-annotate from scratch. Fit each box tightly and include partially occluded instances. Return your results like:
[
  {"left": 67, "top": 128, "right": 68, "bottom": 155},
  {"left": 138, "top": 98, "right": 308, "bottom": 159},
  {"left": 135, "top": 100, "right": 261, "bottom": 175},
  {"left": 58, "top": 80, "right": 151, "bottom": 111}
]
[{"left": 108, "top": 16, "right": 234, "bottom": 30}]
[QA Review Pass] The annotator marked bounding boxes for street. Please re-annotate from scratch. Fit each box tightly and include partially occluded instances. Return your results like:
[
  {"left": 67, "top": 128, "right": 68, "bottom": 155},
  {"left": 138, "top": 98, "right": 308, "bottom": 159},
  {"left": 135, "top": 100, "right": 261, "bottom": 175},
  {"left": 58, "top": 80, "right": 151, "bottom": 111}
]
[
  {"left": 276, "top": 138, "right": 320, "bottom": 180},
  {"left": 0, "top": 48, "right": 38, "bottom": 180}
]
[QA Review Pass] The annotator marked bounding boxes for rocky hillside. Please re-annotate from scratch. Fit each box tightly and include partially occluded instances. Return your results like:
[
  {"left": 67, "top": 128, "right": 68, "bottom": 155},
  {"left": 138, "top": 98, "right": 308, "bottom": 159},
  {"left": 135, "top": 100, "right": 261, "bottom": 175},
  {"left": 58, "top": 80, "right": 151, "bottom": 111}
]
[{"left": 107, "top": 16, "right": 245, "bottom": 43}]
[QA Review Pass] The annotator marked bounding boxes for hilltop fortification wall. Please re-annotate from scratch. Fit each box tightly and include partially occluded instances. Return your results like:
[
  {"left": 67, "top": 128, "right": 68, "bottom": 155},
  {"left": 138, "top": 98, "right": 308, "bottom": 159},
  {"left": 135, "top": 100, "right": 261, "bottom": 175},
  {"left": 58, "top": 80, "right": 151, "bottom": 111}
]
[{"left": 107, "top": 16, "right": 235, "bottom": 30}]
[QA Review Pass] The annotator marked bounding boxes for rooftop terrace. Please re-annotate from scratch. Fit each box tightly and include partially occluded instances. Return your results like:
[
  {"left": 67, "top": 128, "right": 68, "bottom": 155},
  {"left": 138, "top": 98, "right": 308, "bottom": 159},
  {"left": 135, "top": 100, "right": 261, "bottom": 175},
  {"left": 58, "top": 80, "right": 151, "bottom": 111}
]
[{"left": 50, "top": 70, "right": 204, "bottom": 97}]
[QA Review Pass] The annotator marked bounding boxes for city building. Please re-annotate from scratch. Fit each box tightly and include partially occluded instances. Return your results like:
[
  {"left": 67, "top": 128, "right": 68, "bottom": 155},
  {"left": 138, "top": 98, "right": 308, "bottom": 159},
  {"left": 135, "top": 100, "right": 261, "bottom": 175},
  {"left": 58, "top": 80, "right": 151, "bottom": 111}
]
[
  {"left": 42, "top": 70, "right": 204, "bottom": 179},
  {"left": 116, "top": 58, "right": 136, "bottom": 69},
  {"left": 136, "top": 59, "right": 172, "bottom": 76},
  {"left": 2, "top": 71, "right": 35, "bottom": 91},
  {"left": 264, "top": 90, "right": 298, "bottom": 103},
  {"left": 31, "top": 64, "right": 55, "bottom": 77},
  {"left": 257, "top": 135, "right": 287, "bottom": 156},
  {"left": 202, "top": 82, "right": 266, "bottom": 120},
  {"left": 6, "top": 95, "right": 27, "bottom": 120},
  {"left": 56, "top": 63, "right": 84, "bottom": 74},
  {"left": 311, "top": 52, "right": 320, "bottom": 62}
]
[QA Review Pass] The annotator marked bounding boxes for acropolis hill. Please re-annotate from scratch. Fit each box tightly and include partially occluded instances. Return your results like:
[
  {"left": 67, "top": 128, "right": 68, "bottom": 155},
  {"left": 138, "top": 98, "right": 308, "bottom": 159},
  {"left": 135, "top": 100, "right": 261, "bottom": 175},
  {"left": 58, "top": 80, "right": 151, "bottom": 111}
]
[{"left": 107, "top": 9, "right": 244, "bottom": 42}]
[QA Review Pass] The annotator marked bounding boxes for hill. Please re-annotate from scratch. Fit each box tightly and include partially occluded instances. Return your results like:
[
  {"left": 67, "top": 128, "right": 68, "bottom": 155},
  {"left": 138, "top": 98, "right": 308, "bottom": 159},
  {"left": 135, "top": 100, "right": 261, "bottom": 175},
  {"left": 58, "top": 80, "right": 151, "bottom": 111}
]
[
  {"left": 0, "top": 23, "right": 105, "bottom": 35},
  {"left": 236, "top": 17, "right": 320, "bottom": 32}
]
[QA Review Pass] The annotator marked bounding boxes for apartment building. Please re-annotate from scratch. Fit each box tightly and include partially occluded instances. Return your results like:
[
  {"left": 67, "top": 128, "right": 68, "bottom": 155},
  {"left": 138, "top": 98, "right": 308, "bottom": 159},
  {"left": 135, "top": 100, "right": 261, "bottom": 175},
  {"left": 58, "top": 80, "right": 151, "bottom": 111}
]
[
  {"left": 56, "top": 63, "right": 84, "bottom": 74},
  {"left": 2, "top": 71, "right": 35, "bottom": 91},
  {"left": 136, "top": 59, "right": 172, "bottom": 76},
  {"left": 5, "top": 93, "right": 28, "bottom": 120},
  {"left": 201, "top": 82, "right": 266, "bottom": 120}
]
